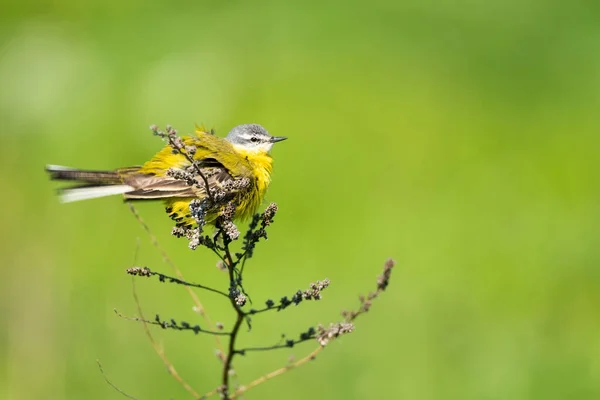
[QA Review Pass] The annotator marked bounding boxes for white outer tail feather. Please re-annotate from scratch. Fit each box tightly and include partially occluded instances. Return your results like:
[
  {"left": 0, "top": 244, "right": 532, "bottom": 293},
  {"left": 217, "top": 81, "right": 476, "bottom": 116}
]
[
  {"left": 46, "top": 164, "right": 77, "bottom": 172},
  {"left": 60, "top": 185, "right": 134, "bottom": 203}
]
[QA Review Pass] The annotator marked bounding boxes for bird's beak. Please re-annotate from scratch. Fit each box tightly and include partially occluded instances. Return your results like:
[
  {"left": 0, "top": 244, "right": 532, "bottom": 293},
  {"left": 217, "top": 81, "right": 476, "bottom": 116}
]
[{"left": 271, "top": 136, "right": 288, "bottom": 143}]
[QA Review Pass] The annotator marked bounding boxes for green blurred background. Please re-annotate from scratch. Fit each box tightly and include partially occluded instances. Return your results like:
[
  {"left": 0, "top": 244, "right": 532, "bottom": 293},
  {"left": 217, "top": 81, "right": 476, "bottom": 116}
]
[{"left": 1, "top": 1, "right": 599, "bottom": 399}]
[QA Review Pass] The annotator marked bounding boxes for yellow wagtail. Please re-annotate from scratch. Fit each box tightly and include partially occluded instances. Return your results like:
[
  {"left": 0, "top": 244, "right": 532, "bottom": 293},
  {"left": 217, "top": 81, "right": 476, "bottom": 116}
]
[{"left": 46, "top": 124, "right": 287, "bottom": 228}]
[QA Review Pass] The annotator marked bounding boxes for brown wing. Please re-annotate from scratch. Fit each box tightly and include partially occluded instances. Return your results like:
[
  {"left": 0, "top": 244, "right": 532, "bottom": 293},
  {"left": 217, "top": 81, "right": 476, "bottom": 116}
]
[
  {"left": 121, "top": 175, "right": 196, "bottom": 199},
  {"left": 122, "top": 158, "right": 250, "bottom": 201}
]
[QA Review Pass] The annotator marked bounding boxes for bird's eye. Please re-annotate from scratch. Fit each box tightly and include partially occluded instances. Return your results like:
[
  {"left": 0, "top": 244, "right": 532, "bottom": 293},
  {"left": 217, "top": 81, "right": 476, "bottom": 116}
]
[{"left": 250, "top": 137, "right": 259, "bottom": 143}]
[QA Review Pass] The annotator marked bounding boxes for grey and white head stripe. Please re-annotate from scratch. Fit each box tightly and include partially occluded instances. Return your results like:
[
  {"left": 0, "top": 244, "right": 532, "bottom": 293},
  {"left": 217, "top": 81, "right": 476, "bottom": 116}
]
[{"left": 225, "top": 124, "right": 287, "bottom": 152}]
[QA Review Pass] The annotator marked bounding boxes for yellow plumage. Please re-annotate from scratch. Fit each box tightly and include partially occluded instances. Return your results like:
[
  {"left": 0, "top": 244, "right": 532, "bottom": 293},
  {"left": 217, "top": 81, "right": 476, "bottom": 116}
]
[
  {"left": 46, "top": 124, "right": 286, "bottom": 229},
  {"left": 138, "top": 131, "right": 274, "bottom": 227}
]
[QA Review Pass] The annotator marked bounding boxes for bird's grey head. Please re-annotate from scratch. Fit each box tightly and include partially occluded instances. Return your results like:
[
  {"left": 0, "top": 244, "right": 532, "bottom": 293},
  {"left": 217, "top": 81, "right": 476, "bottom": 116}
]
[{"left": 225, "top": 124, "right": 287, "bottom": 153}]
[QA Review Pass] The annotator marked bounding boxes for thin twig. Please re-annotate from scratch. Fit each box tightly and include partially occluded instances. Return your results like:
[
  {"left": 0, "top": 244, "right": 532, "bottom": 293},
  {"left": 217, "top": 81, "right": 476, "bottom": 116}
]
[
  {"left": 115, "top": 309, "right": 231, "bottom": 337},
  {"left": 128, "top": 204, "right": 225, "bottom": 357},
  {"left": 127, "top": 267, "right": 229, "bottom": 298},
  {"left": 229, "top": 346, "right": 324, "bottom": 399},
  {"left": 234, "top": 329, "right": 316, "bottom": 354},
  {"left": 246, "top": 307, "right": 272, "bottom": 316},
  {"left": 234, "top": 338, "right": 313, "bottom": 354},
  {"left": 200, "top": 387, "right": 219, "bottom": 399},
  {"left": 131, "top": 278, "right": 202, "bottom": 399},
  {"left": 97, "top": 359, "right": 139, "bottom": 400},
  {"left": 246, "top": 279, "right": 330, "bottom": 316},
  {"left": 221, "top": 234, "right": 245, "bottom": 400},
  {"left": 158, "top": 127, "right": 214, "bottom": 203},
  {"left": 342, "top": 258, "right": 395, "bottom": 323}
]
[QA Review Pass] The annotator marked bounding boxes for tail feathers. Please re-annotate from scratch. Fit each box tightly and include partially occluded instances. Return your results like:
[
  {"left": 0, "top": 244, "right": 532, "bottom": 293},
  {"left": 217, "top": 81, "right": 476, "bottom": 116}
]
[
  {"left": 46, "top": 164, "right": 136, "bottom": 203},
  {"left": 58, "top": 184, "right": 135, "bottom": 203},
  {"left": 45, "top": 164, "right": 123, "bottom": 185}
]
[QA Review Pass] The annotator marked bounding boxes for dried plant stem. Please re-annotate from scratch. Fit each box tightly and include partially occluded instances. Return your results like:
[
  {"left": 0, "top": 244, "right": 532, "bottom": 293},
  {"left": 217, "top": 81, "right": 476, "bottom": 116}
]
[
  {"left": 128, "top": 204, "right": 225, "bottom": 356},
  {"left": 131, "top": 278, "right": 201, "bottom": 399},
  {"left": 230, "top": 346, "right": 324, "bottom": 399},
  {"left": 115, "top": 310, "right": 231, "bottom": 337},
  {"left": 221, "top": 241, "right": 245, "bottom": 399},
  {"left": 126, "top": 267, "right": 229, "bottom": 298},
  {"left": 96, "top": 360, "right": 139, "bottom": 400},
  {"left": 222, "top": 310, "right": 244, "bottom": 397},
  {"left": 165, "top": 130, "right": 214, "bottom": 203},
  {"left": 122, "top": 170, "right": 394, "bottom": 400}
]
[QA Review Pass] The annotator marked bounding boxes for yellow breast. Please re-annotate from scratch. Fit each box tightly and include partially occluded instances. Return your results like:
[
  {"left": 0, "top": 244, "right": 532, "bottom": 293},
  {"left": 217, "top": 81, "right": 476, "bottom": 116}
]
[{"left": 233, "top": 147, "right": 274, "bottom": 220}]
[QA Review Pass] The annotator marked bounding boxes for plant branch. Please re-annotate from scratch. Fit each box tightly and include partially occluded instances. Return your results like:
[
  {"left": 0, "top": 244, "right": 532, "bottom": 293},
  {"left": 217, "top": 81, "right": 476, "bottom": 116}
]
[
  {"left": 115, "top": 309, "right": 231, "bottom": 337},
  {"left": 234, "top": 335, "right": 314, "bottom": 354},
  {"left": 220, "top": 234, "right": 245, "bottom": 400},
  {"left": 126, "top": 266, "right": 229, "bottom": 298},
  {"left": 247, "top": 279, "right": 330, "bottom": 316},
  {"left": 229, "top": 346, "right": 324, "bottom": 399},
  {"left": 97, "top": 360, "right": 138, "bottom": 400},
  {"left": 151, "top": 124, "right": 214, "bottom": 203}
]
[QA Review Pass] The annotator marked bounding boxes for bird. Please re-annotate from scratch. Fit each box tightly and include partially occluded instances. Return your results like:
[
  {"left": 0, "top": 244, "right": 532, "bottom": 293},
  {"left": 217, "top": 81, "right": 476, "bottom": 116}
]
[{"left": 46, "top": 124, "right": 287, "bottom": 228}]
